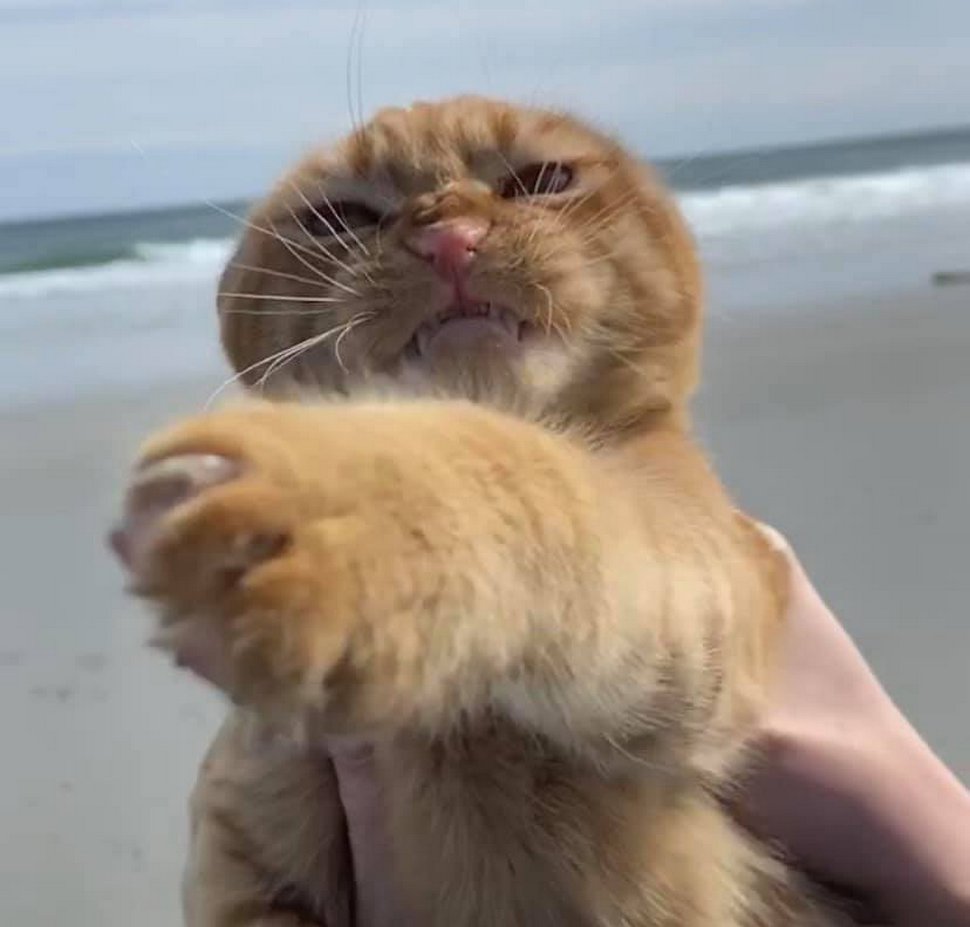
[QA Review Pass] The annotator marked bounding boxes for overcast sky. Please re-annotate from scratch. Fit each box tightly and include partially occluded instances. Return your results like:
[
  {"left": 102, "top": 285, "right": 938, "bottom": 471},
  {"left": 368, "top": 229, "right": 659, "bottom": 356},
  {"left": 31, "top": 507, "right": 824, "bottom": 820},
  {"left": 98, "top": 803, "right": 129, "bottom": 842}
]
[{"left": 2, "top": 0, "right": 969, "bottom": 221}]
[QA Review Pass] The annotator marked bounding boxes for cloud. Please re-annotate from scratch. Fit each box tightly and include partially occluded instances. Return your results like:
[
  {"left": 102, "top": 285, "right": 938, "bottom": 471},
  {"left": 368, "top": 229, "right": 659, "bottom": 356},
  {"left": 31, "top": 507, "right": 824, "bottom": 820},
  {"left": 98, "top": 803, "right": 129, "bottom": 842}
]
[{"left": 1, "top": 0, "right": 968, "bottom": 219}]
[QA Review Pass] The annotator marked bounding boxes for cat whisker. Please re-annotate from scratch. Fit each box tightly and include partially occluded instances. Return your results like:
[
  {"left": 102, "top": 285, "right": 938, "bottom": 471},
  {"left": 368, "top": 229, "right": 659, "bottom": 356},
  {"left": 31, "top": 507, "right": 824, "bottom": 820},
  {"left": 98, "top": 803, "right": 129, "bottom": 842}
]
[
  {"left": 256, "top": 311, "right": 375, "bottom": 390},
  {"left": 526, "top": 194, "right": 588, "bottom": 250},
  {"left": 602, "top": 733, "right": 676, "bottom": 776},
  {"left": 332, "top": 311, "right": 373, "bottom": 373},
  {"left": 312, "top": 184, "right": 372, "bottom": 258},
  {"left": 227, "top": 261, "right": 339, "bottom": 292},
  {"left": 203, "top": 200, "right": 360, "bottom": 296},
  {"left": 222, "top": 310, "right": 341, "bottom": 318},
  {"left": 573, "top": 216, "right": 639, "bottom": 250},
  {"left": 585, "top": 324, "right": 646, "bottom": 375},
  {"left": 205, "top": 316, "right": 358, "bottom": 407},
  {"left": 571, "top": 190, "right": 642, "bottom": 240},
  {"left": 204, "top": 200, "right": 350, "bottom": 270},
  {"left": 285, "top": 187, "right": 376, "bottom": 284},
  {"left": 525, "top": 186, "right": 637, "bottom": 262},
  {"left": 576, "top": 187, "right": 640, "bottom": 223},
  {"left": 495, "top": 150, "right": 530, "bottom": 199},
  {"left": 549, "top": 319, "right": 570, "bottom": 342},
  {"left": 286, "top": 203, "right": 364, "bottom": 278},
  {"left": 345, "top": 0, "right": 367, "bottom": 135},
  {"left": 522, "top": 164, "right": 561, "bottom": 251},
  {"left": 266, "top": 218, "right": 361, "bottom": 297},
  {"left": 221, "top": 292, "right": 344, "bottom": 304},
  {"left": 543, "top": 169, "right": 612, "bottom": 232},
  {"left": 257, "top": 338, "right": 327, "bottom": 390},
  {"left": 354, "top": 0, "right": 367, "bottom": 133},
  {"left": 556, "top": 184, "right": 604, "bottom": 225},
  {"left": 531, "top": 282, "right": 562, "bottom": 337},
  {"left": 257, "top": 332, "right": 339, "bottom": 392},
  {"left": 534, "top": 180, "right": 614, "bottom": 248},
  {"left": 286, "top": 195, "right": 347, "bottom": 250},
  {"left": 576, "top": 253, "right": 618, "bottom": 272},
  {"left": 522, "top": 281, "right": 570, "bottom": 343},
  {"left": 373, "top": 218, "right": 387, "bottom": 257}
]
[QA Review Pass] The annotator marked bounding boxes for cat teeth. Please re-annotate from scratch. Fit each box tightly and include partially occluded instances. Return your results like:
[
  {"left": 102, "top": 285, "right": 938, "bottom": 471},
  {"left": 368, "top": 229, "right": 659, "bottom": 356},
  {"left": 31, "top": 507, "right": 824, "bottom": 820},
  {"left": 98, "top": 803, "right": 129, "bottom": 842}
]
[{"left": 435, "top": 301, "right": 498, "bottom": 322}]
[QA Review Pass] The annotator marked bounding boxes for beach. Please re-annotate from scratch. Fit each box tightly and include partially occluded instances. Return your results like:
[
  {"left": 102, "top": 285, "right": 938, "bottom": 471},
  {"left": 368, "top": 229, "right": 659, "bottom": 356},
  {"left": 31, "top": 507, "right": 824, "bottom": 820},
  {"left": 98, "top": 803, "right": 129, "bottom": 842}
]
[
  {"left": 1, "top": 279, "right": 967, "bottom": 925},
  {"left": 3, "top": 133, "right": 970, "bottom": 924}
]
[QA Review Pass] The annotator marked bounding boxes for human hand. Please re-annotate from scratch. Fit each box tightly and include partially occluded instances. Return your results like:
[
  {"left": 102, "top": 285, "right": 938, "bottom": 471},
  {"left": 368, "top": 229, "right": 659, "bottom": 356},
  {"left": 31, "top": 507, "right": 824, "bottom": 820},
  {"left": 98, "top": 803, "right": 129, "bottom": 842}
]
[
  {"left": 325, "top": 526, "right": 970, "bottom": 927},
  {"left": 326, "top": 737, "right": 411, "bottom": 927},
  {"left": 737, "top": 525, "right": 970, "bottom": 926}
]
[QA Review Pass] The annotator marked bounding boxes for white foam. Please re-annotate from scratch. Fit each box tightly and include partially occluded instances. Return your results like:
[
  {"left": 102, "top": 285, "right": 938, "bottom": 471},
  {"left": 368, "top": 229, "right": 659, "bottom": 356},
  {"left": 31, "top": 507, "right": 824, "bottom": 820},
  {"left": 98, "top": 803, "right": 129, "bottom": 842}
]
[
  {"left": 680, "top": 160, "right": 970, "bottom": 239},
  {"left": 3, "top": 160, "right": 970, "bottom": 299},
  {"left": 0, "top": 237, "right": 233, "bottom": 298},
  {"left": 131, "top": 238, "right": 234, "bottom": 266}
]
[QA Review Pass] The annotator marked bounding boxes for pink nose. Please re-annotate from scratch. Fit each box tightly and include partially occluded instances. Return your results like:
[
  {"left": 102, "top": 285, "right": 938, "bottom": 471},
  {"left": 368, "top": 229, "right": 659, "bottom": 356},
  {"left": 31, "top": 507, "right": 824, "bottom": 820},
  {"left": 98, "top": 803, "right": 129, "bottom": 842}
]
[{"left": 407, "top": 218, "right": 488, "bottom": 279}]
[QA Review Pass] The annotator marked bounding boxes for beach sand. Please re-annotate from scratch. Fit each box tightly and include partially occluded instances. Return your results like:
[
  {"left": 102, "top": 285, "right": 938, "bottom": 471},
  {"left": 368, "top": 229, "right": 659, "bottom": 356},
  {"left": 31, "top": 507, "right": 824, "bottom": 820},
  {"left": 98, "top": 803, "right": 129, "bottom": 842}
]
[{"left": 1, "top": 283, "right": 968, "bottom": 925}]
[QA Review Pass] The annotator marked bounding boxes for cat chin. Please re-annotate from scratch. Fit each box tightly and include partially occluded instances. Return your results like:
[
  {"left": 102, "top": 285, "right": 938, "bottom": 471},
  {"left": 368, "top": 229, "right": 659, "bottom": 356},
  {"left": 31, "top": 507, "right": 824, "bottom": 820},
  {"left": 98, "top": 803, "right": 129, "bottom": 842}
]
[{"left": 347, "top": 337, "right": 576, "bottom": 419}]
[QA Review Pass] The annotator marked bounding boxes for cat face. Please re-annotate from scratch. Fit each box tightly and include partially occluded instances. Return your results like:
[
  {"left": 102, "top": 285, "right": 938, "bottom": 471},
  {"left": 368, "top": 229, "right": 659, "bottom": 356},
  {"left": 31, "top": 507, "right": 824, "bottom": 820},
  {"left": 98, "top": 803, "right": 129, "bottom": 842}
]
[{"left": 219, "top": 96, "right": 702, "bottom": 426}]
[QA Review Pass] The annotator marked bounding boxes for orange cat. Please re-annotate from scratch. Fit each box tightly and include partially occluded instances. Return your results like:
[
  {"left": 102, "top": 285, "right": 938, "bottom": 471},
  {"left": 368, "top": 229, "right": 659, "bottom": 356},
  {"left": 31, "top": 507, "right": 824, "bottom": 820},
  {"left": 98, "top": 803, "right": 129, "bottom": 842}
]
[{"left": 112, "top": 97, "right": 846, "bottom": 926}]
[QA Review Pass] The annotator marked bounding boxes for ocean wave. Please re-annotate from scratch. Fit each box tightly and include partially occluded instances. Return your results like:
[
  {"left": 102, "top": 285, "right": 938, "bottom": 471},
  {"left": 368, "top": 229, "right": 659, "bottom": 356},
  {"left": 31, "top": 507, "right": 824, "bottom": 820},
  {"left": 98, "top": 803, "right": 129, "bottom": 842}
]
[
  {"left": 679, "top": 160, "right": 970, "bottom": 239},
  {"left": 2, "top": 160, "right": 970, "bottom": 299},
  {"left": 0, "top": 237, "right": 233, "bottom": 298},
  {"left": 130, "top": 238, "right": 234, "bottom": 266}
]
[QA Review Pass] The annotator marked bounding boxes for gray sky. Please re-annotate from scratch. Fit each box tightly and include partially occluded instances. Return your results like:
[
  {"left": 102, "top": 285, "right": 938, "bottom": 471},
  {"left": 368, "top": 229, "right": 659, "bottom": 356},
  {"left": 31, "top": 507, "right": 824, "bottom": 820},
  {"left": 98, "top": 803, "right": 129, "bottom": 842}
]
[{"left": 2, "top": 0, "right": 969, "bottom": 221}]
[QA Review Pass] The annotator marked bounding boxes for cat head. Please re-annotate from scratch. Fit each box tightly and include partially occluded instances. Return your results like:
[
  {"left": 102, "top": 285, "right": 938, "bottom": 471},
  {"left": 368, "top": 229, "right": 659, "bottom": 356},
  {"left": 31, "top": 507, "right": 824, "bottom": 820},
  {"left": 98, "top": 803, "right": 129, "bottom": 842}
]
[{"left": 219, "top": 96, "right": 703, "bottom": 431}]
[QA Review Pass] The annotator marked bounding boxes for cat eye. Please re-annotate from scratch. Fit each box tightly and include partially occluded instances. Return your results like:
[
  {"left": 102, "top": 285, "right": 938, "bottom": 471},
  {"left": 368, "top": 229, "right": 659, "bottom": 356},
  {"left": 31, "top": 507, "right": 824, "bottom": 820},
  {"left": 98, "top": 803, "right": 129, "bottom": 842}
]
[
  {"left": 301, "top": 199, "right": 382, "bottom": 237},
  {"left": 500, "top": 162, "right": 574, "bottom": 199}
]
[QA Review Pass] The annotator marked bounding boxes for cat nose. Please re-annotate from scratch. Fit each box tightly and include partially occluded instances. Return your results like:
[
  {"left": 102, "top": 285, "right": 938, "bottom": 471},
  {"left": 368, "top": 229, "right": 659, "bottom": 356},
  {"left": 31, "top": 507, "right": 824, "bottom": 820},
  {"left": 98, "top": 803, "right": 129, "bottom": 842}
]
[{"left": 406, "top": 218, "right": 489, "bottom": 279}]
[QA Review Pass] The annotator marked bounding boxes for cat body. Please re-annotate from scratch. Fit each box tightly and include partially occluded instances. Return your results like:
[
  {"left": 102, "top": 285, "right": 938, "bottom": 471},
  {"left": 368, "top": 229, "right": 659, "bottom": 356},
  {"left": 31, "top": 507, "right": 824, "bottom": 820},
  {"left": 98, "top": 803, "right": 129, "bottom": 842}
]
[{"left": 113, "top": 97, "right": 845, "bottom": 926}]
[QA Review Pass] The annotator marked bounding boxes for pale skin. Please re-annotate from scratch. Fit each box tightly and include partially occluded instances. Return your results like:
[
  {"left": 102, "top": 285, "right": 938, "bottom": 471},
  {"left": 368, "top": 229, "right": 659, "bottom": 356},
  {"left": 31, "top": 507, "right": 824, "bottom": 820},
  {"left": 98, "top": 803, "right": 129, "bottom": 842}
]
[
  {"left": 324, "top": 528, "right": 970, "bottom": 927},
  {"left": 738, "top": 527, "right": 970, "bottom": 927}
]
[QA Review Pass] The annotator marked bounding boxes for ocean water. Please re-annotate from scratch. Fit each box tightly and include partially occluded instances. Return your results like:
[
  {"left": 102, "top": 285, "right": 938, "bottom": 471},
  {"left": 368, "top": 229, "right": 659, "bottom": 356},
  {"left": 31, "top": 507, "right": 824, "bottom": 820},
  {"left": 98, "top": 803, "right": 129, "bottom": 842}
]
[{"left": 4, "top": 125, "right": 970, "bottom": 406}]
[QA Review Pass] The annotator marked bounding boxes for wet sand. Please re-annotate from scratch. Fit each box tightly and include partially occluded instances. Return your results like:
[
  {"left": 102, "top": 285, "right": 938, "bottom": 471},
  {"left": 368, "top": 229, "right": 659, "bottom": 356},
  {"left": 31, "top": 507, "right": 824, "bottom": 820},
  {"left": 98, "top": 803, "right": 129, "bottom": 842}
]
[{"left": 1, "top": 283, "right": 968, "bottom": 925}]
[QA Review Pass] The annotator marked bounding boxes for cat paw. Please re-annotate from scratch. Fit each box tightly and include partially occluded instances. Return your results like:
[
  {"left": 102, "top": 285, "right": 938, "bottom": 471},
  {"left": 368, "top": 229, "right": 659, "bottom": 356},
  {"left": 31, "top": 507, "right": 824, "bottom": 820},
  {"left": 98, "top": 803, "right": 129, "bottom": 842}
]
[{"left": 109, "top": 407, "right": 377, "bottom": 716}]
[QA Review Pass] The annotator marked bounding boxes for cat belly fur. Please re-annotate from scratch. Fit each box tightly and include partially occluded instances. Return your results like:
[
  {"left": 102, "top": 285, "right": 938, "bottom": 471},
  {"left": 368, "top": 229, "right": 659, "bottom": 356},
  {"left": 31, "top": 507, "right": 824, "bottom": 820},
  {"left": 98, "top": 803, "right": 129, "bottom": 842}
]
[{"left": 186, "top": 703, "right": 845, "bottom": 927}]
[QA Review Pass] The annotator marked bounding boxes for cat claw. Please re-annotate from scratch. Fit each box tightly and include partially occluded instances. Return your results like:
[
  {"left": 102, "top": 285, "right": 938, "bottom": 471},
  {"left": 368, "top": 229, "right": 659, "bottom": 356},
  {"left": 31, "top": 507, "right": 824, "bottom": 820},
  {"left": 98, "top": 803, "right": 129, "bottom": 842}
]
[{"left": 109, "top": 453, "right": 241, "bottom": 573}]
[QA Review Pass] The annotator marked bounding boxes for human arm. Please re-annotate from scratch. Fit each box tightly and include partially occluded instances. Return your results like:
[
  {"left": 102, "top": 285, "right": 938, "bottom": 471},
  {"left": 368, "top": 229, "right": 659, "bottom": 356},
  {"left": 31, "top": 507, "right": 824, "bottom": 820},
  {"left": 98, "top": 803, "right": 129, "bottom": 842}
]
[{"left": 737, "top": 526, "right": 970, "bottom": 926}]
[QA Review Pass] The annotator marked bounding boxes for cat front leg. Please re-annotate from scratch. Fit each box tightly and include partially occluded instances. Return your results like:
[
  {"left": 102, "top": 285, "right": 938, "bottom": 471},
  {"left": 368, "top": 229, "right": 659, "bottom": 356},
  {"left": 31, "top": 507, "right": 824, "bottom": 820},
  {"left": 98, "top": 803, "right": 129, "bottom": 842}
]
[
  {"left": 112, "top": 399, "right": 778, "bottom": 753},
  {"left": 180, "top": 714, "right": 351, "bottom": 927},
  {"left": 111, "top": 398, "right": 589, "bottom": 732}
]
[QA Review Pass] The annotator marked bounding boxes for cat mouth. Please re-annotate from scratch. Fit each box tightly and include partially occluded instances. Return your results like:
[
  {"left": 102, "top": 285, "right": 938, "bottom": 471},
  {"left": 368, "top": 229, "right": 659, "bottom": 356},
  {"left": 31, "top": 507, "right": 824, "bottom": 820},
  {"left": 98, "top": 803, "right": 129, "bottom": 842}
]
[{"left": 406, "top": 302, "right": 530, "bottom": 358}]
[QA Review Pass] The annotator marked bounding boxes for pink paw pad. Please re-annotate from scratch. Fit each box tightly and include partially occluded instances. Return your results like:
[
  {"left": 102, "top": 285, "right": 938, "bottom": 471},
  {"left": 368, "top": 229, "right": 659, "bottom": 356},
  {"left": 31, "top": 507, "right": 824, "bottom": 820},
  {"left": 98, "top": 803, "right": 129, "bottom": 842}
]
[{"left": 109, "top": 453, "right": 240, "bottom": 573}]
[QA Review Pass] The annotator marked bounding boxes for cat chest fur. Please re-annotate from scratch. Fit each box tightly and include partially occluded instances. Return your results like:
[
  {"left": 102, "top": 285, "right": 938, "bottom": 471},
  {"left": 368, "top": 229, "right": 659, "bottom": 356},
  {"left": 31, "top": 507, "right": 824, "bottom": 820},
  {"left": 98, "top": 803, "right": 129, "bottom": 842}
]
[{"left": 374, "top": 728, "right": 825, "bottom": 927}]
